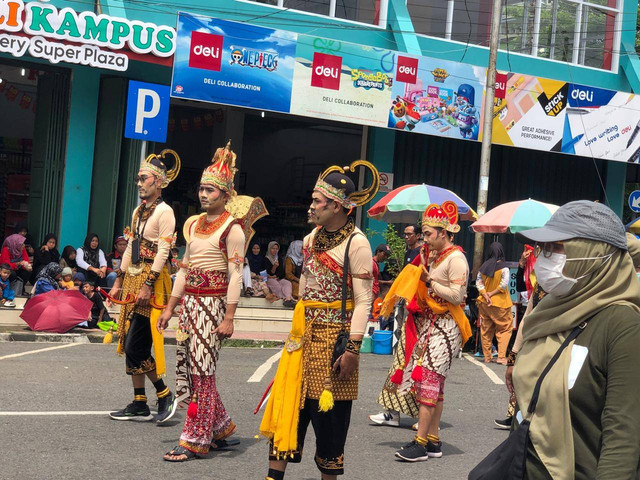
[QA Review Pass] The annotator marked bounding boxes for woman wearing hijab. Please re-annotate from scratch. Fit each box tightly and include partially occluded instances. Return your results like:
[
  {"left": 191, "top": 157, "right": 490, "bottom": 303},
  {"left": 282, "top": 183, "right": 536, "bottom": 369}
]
[
  {"left": 476, "top": 241, "right": 513, "bottom": 364},
  {"left": 246, "top": 243, "right": 268, "bottom": 298},
  {"left": 33, "top": 262, "right": 63, "bottom": 296},
  {"left": 0, "top": 233, "right": 32, "bottom": 294},
  {"left": 512, "top": 201, "right": 640, "bottom": 479},
  {"left": 76, "top": 233, "right": 107, "bottom": 286},
  {"left": 263, "top": 241, "right": 295, "bottom": 308},
  {"left": 284, "top": 240, "right": 303, "bottom": 299},
  {"left": 33, "top": 234, "right": 60, "bottom": 277}
]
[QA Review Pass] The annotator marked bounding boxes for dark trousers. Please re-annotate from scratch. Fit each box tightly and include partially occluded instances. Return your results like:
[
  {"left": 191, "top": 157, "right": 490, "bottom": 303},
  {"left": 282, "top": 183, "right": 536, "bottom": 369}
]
[
  {"left": 124, "top": 313, "right": 156, "bottom": 375},
  {"left": 270, "top": 398, "right": 352, "bottom": 476}
]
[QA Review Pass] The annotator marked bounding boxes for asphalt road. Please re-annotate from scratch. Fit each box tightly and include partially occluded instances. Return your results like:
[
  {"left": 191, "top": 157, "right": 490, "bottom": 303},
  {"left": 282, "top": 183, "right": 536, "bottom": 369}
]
[{"left": 0, "top": 342, "right": 509, "bottom": 480}]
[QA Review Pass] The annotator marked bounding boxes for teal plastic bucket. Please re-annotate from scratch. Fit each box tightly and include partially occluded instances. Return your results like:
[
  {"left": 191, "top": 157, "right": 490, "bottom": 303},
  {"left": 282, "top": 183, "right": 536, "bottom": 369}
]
[
  {"left": 361, "top": 335, "right": 373, "bottom": 354},
  {"left": 372, "top": 330, "right": 393, "bottom": 355}
]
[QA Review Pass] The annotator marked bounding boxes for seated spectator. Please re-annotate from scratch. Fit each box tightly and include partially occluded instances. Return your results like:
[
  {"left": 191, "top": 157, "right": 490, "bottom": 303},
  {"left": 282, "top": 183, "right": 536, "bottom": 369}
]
[
  {"left": 60, "top": 267, "right": 76, "bottom": 290},
  {"left": 246, "top": 243, "right": 268, "bottom": 298},
  {"left": 105, "top": 235, "right": 127, "bottom": 288},
  {"left": 0, "top": 233, "right": 32, "bottom": 296},
  {"left": 33, "top": 233, "right": 60, "bottom": 278},
  {"left": 15, "top": 223, "right": 34, "bottom": 257},
  {"left": 0, "top": 263, "right": 16, "bottom": 307},
  {"left": 82, "top": 281, "right": 111, "bottom": 329},
  {"left": 60, "top": 245, "right": 82, "bottom": 285},
  {"left": 169, "top": 247, "right": 180, "bottom": 276},
  {"left": 264, "top": 241, "right": 295, "bottom": 308},
  {"left": 33, "top": 262, "right": 62, "bottom": 296},
  {"left": 76, "top": 233, "right": 107, "bottom": 286},
  {"left": 284, "top": 240, "right": 303, "bottom": 299}
]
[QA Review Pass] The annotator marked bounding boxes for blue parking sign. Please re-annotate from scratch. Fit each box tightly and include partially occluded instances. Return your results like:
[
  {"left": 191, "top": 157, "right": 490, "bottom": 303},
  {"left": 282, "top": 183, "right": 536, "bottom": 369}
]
[{"left": 125, "top": 81, "right": 170, "bottom": 143}]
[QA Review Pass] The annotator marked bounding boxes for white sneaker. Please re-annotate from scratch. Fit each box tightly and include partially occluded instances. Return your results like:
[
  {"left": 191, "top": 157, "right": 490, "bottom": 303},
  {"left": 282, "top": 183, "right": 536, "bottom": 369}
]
[
  {"left": 369, "top": 410, "right": 400, "bottom": 427},
  {"left": 3, "top": 300, "right": 15, "bottom": 307}
]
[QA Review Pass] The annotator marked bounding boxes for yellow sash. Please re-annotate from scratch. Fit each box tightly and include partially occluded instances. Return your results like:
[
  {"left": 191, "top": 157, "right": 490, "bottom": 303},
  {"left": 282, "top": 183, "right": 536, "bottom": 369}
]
[
  {"left": 381, "top": 264, "right": 472, "bottom": 345},
  {"left": 260, "top": 299, "right": 353, "bottom": 457}
]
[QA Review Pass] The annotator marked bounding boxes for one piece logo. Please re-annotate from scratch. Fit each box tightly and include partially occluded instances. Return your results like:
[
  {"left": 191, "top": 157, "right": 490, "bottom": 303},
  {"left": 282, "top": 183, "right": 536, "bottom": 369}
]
[
  {"left": 396, "top": 56, "right": 418, "bottom": 84},
  {"left": 229, "top": 46, "right": 278, "bottom": 71},
  {"left": 189, "top": 31, "right": 223, "bottom": 71},
  {"left": 311, "top": 52, "right": 342, "bottom": 91}
]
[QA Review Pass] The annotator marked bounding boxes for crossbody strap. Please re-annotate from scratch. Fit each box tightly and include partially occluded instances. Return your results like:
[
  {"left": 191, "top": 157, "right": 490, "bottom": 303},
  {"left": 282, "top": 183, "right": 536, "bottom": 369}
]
[
  {"left": 527, "top": 320, "right": 589, "bottom": 415},
  {"left": 341, "top": 233, "right": 357, "bottom": 323}
]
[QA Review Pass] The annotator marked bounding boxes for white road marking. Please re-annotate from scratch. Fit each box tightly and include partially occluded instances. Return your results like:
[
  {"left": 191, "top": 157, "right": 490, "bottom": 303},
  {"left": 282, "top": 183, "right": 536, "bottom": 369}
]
[
  {"left": 0, "top": 411, "right": 112, "bottom": 416},
  {"left": 0, "top": 343, "right": 81, "bottom": 360},
  {"left": 248, "top": 350, "right": 282, "bottom": 383},
  {"left": 462, "top": 353, "right": 505, "bottom": 385}
]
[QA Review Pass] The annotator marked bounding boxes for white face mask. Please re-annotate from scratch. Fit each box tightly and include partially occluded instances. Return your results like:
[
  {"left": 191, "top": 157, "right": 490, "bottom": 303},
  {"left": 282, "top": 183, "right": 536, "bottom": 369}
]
[{"left": 534, "top": 252, "right": 614, "bottom": 297}]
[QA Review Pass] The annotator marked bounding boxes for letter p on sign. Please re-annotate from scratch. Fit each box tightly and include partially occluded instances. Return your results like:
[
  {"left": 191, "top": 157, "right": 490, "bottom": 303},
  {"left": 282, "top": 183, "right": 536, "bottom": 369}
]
[{"left": 125, "top": 80, "right": 170, "bottom": 143}]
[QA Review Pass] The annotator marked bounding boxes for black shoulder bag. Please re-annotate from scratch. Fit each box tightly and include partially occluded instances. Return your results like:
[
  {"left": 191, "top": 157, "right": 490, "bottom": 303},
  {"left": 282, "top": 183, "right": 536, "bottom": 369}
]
[
  {"left": 468, "top": 320, "right": 589, "bottom": 480},
  {"left": 331, "top": 233, "right": 357, "bottom": 373}
]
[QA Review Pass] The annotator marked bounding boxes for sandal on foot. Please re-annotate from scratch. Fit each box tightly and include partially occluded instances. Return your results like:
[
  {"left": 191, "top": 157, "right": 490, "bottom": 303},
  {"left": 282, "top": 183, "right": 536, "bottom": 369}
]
[
  {"left": 163, "top": 445, "right": 198, "bottom": 462},
  {"left": 210, "top": 438, "right": 240, "bottom": 451}
]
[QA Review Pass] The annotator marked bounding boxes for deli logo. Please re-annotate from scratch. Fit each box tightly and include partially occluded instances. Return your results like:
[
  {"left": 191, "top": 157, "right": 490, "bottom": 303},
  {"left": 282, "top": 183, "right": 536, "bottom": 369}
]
[
  {"left": 495, "top": 73, "right": 507, "bottom": 99},
  {"left": 571, "top": 88, "right": 593, "bottom": 103},
  {"left": 396, "top": 56, "right": 418, "bottom": 84},
  {"left": 311, "top": 52, "right": 342, "bottom": 90},
  {"left": 189, "top": 31, "right": 223, "bottom": 71}
]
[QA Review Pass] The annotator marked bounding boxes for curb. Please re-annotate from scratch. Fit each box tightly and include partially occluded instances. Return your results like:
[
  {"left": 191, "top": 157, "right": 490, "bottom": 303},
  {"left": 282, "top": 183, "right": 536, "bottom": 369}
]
[{"left": 0, "top": 331, "right": 284, "bottom": 348}]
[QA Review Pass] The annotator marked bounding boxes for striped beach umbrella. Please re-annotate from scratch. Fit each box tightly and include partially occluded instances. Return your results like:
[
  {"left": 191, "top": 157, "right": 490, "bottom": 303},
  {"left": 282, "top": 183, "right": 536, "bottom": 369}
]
[
  {"left": 471, "top": 199, "right": 559, "bottom": 234},
  {"left": 367, "top": 184, "right": 477, "bottom": 223}
]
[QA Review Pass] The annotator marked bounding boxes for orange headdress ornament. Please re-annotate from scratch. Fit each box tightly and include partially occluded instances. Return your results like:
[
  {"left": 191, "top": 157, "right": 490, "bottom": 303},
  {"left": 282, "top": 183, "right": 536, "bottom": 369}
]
[
  {"left": 201, "top": 140, "right": 237, "bottom": 194},
  {"left": 422, "top": 201, "right": 460, "bottom": 233}
]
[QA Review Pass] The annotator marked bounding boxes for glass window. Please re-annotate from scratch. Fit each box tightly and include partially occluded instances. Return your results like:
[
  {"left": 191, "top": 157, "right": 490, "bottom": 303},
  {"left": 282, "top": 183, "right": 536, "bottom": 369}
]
[
  {"left": 334, "top": 0, "right": 379, "bottom": 25},
  {"left": 283, "top": 0, "right": 330, "bottom": 16},
  {"left": 407, "top": 1, "right": 449, "bottom": 38}
]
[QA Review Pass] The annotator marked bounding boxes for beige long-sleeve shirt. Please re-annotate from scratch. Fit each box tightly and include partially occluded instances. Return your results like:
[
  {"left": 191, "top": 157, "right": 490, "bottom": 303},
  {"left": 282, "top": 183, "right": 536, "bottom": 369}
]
[
  {"left": 120, "top": 202, "right": 175, "bottom": 275},
  {"left": 302, "top": 228, "right": 373, "bottom": 336},
  {"left": 428, "top": 248, "right": 468, "bottom": 306},
  {"left": 171, "top": 214, "right": 244, "bottom": 304}
]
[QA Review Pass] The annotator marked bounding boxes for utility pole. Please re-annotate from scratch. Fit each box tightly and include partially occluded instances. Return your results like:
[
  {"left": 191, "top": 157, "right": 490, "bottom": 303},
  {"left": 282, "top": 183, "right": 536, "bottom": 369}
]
[{"left": 472, "top": 0, "right": 503, "bottom": 274}]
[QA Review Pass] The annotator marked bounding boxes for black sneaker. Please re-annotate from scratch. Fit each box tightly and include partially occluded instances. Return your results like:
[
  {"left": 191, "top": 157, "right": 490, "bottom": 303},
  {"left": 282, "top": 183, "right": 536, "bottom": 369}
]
[
  {"left": 494, "top": 417, "right": 512, "bottom": 430},
  {"left": 156, "top": 391, "right": 178, "bottom": 424},
  {"left": 109, "top": 402, "right": 153, "bottom": 421},
  {"left": 427, "top": 440, "right": 443, "bottom": 458},
  {"left": 395, "top": 440, "right": 429, "bottom": 462}
]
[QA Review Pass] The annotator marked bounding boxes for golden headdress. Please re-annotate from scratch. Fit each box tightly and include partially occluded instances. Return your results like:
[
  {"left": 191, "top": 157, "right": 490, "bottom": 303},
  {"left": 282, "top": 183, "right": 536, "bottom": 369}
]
[
  {"left": 314, "top": 160, "right": 380, "bottom": 209},
  {"left": 201, "top": 140, "right": 237, "bottom": 193},
  {"left": 422, "top": 201, "right": 460, "bottom": 233},
  {"left": 139, "top": 149, "right": 181, "bottom": 189}
]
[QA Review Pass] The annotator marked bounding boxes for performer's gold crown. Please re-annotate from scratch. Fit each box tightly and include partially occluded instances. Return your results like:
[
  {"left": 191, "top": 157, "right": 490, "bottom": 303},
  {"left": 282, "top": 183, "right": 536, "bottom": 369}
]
[
  {"left": 201, "top": 140, "right": 237, "bottom": 193},
  {"left": 314, "top": 160, "right": 380, "bottom": 209},
  {"left": 422, "top": 201, "right": 460, "bottom": 233},
  {"left": 140, "top": 149, "right": 181, "bottom": 188}
]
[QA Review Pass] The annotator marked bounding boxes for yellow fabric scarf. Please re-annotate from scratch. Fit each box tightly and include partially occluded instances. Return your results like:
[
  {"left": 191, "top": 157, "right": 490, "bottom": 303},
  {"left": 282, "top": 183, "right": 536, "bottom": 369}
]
[
  {"left": 381, "top": 264, "right": 472, "bottom": 345},
  {"left": 260, "top": 299, "right": 352, "bottom": 457}
]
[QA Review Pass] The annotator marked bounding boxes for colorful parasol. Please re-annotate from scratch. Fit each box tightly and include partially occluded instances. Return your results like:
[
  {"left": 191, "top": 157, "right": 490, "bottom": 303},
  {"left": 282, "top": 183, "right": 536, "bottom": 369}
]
[
  {"left": 20, "top": 289, "right": 93, "bottom": 333},
  {"left": 626, "top": 217, "right": 640, "bottom": 234},
  {"left": 471, "top": 199, "right": 559, "bottom": 234},
  {"left": 367, "top": 184, "right": 477, "bottom": 223}
]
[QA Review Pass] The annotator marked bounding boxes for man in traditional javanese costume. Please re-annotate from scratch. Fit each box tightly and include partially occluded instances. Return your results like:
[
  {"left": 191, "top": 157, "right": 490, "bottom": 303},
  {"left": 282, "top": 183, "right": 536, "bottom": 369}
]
[
  {"left": 376, "top": 201, "right": 472, "bottom": 462},
  {"left": 108, "top": 150, "right": 180, "bottom": 423},
  {"left": 260, "top": 161, "right": 379, "bottom": 480},
  {"left": 158, "top": 142, "right": 267, "bottom": 461}
]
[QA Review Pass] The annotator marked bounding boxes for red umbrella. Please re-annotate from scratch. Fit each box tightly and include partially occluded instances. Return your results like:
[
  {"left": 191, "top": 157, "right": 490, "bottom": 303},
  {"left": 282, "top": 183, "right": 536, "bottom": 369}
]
[{"left": 20, "top": 289, "right": 93, "bottom": 333}]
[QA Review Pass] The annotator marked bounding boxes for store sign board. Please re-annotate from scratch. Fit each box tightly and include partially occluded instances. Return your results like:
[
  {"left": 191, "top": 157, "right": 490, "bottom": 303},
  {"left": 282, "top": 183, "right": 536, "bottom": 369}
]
[
  {"left": 289, "top": 38, "right": 393, "bottom": 128},
  {"left": 0, "top": 0, "right": 176, "bottom": 71},
  {"left": 171, "top": 13, "right": 297, "bottom": 113},
  {"left": 124, "top": 80, "right": 170, "bottom": 143}
]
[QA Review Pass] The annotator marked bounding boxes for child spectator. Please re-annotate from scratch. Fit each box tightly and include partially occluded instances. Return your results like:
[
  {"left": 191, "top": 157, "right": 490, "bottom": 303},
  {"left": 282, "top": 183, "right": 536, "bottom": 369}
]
[
  {"left": 0, "top": 263, "right": 16, "bottom": 307},
  {"left": 60, "top": 267, "right": 76, "bottom": 290},
  {"left": 105, "top": 236, "right": 128, "bottom": 288},
  {"left": 170, "top": 247, "right": 180, "bottom": 276},
  {"left": 82, "top": 281, "right": 110, "bottom": 329}
]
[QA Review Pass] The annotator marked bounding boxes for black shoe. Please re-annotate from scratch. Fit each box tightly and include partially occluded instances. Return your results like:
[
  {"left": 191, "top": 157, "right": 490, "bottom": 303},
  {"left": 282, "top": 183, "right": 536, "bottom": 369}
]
[
  {"left": 109, "top": 402, "right": 153, "bottom": 421},
  {"left": 156, "top": 391, "right": 178, "bottom": 424},
  {"left": 427, "top": 440, "right": 443, "bottom": 458},
  {"left": 494, "top": 417, "right": 512, "bottom": 430},
  {"left": 395, "top": 440, "right": 429, "bottom": 462}
]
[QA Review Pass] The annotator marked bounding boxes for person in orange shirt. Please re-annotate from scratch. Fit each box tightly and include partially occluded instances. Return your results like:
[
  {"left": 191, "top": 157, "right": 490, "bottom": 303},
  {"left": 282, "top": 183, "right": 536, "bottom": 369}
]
[{"left": 476, "top": 242, "right": 513, "bottom": 364}]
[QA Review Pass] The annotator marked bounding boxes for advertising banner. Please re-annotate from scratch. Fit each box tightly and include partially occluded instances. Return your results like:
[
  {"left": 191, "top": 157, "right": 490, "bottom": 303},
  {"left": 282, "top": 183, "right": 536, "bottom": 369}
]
[
  {"left": 387, "top": 56, "right": 484, "bottom": 141},
  {"left": 171, "top": 14, "right": 297, "bottom": 113},
  {"left": 484, "top": 74, "right": 568, "bottom": 152},
  {"left": 563, "top": 84, "right": 640, "bottom": 163},
  {"left": 289, "top": 36, "right": 394, "bottom": 128}
]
